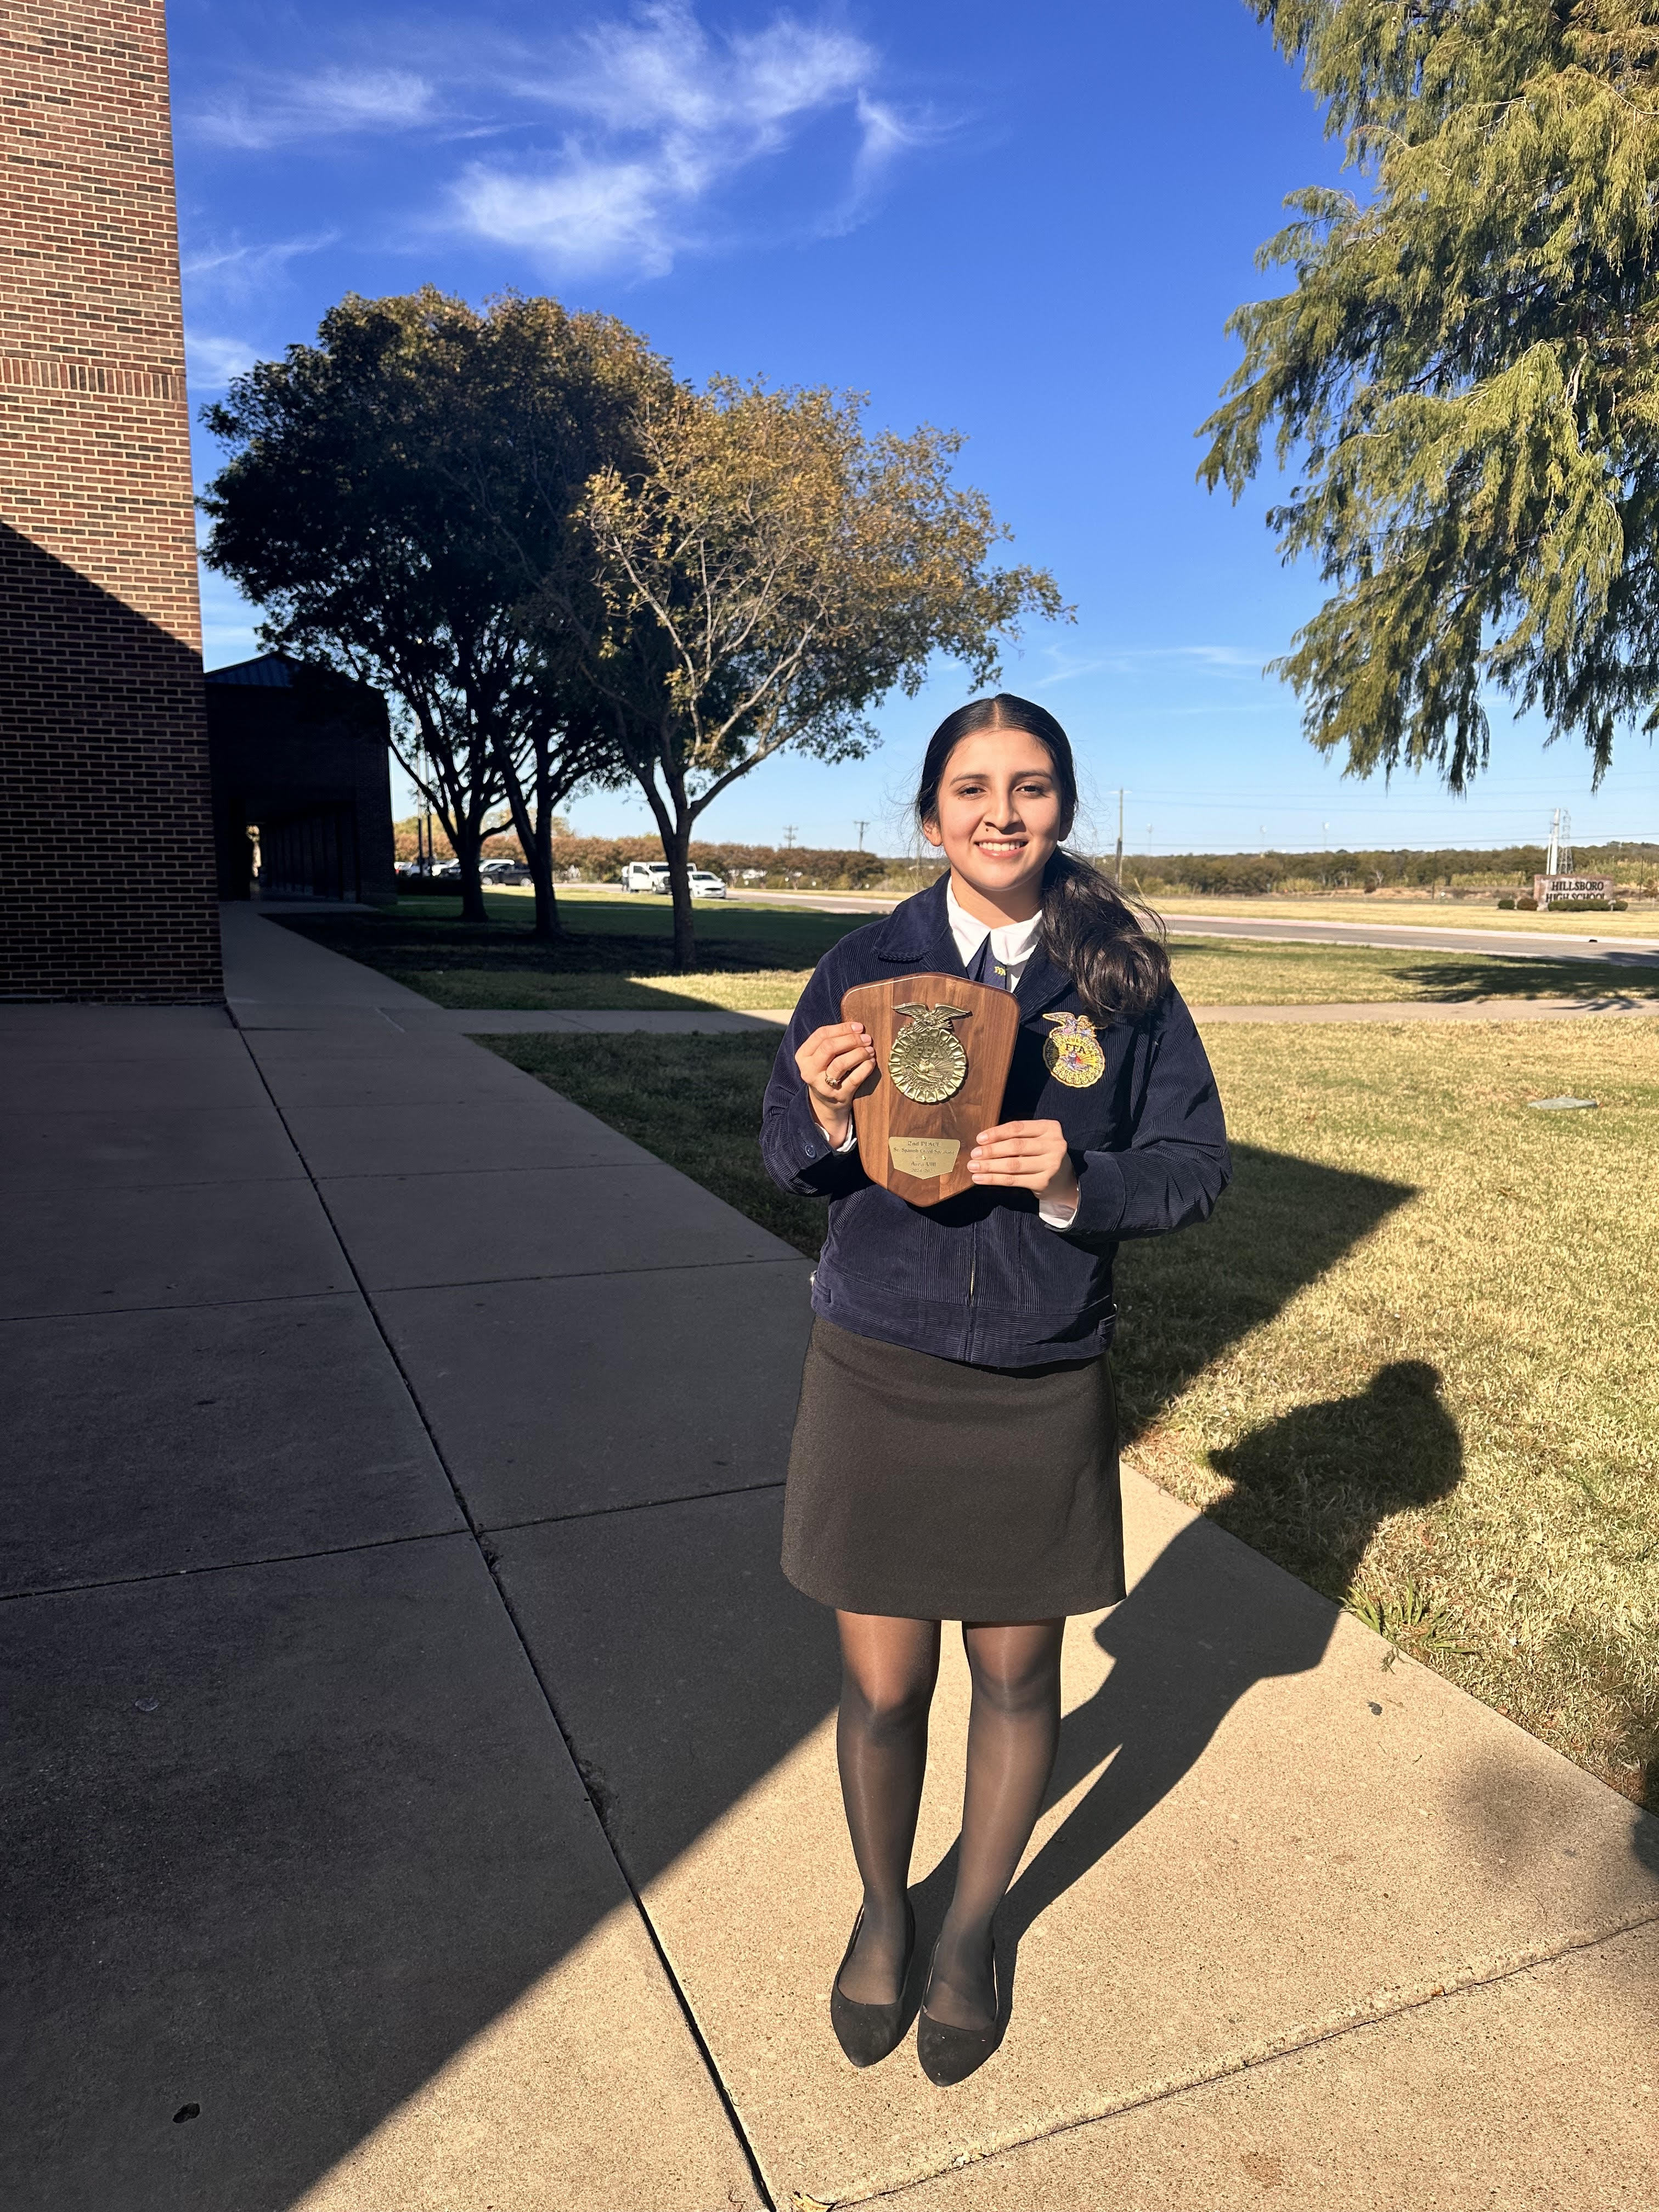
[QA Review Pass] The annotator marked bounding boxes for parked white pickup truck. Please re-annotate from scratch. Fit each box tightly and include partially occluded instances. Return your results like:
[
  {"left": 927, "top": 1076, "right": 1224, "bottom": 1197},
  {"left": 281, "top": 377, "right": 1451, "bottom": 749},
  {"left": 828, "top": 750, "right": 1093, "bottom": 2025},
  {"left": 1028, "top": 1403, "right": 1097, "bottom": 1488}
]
[{"left": 620, "top": 860, "right": 671, "bottom": 894}]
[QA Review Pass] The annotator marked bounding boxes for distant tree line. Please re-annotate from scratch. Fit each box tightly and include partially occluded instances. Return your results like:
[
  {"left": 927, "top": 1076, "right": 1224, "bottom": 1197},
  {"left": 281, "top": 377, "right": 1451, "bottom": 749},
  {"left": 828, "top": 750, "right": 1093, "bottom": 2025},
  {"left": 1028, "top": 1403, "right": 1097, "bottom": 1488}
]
[
  {"left": 1124, "top": 843, "right": 1659, "bottom": 899},
  {"left": 202, "top": 289, "right": 1060, "bottom": 966},
  {"left": 390, "top": 821, "right": 1659, "bottom": 900}
]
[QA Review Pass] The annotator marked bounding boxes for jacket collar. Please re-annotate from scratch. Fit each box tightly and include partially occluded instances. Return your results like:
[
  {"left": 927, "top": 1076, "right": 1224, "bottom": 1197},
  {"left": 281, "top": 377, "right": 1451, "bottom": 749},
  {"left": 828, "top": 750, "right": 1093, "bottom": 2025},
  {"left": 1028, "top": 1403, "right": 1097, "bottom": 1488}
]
[
  {"left": 874, "top": 874, "right": 1075, "bottom": 1016},
  {"left": 874, "top": 874, "right": 965, "bottom": 974}
]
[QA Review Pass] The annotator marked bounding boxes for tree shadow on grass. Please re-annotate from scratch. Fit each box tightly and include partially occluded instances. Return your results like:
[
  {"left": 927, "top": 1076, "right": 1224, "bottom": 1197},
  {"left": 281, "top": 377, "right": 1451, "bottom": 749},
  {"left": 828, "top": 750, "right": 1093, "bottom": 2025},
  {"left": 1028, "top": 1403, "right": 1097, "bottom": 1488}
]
[
  {"left": 1108, "top": 1140, "right": 1415, "bottom": 1449},
  {"left": 1387, "top": 955, "right": 1659, "bottom": 1001}
]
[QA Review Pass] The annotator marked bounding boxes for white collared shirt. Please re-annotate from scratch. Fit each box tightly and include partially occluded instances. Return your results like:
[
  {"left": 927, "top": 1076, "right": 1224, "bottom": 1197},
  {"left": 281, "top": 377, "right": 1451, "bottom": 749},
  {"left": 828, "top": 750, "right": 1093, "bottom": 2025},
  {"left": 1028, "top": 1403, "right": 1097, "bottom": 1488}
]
[
  {"left": 944, "top": 881, "right": 1044, "bottom": 989},
  {"left": 831, "top": 881, "right": 1077, "bottom": 1228}
]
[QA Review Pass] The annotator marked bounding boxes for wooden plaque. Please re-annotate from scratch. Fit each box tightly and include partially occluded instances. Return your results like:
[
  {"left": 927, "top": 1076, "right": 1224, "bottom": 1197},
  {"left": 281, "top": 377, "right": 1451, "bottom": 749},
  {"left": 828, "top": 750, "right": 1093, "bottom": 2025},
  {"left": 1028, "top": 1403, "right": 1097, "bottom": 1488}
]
[{"left": 839, "top": 972, "right": 1021, "bottom": 1206}]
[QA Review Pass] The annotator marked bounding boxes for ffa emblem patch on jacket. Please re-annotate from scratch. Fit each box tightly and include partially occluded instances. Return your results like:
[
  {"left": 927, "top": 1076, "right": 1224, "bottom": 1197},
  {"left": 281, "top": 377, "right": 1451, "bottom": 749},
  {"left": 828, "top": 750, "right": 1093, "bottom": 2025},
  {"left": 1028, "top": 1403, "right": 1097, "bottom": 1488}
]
[{"left": 1042, "top": 1010, "right": 1106, "bottom": 1089}]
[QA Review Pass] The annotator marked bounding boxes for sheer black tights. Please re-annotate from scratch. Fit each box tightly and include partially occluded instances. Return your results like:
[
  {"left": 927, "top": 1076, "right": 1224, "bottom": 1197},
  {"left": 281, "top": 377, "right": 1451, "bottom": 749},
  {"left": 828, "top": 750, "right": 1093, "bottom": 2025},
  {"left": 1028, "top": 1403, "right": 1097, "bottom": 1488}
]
[{"left": 834, "top": 1611, "right": 1064, "bottom": 2028}]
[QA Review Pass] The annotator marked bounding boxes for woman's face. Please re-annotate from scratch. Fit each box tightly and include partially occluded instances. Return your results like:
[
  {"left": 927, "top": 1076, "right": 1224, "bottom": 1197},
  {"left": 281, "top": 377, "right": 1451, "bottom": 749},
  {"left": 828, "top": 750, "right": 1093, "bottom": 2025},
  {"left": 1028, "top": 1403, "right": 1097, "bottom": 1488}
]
[{"left": 922, "top": 728, "right": 1066, "bottom": 915}]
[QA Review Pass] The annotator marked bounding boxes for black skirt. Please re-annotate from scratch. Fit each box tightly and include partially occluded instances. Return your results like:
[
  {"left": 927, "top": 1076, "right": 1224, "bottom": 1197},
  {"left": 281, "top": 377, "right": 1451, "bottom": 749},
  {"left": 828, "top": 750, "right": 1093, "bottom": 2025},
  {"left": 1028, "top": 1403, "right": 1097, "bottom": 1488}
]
[{"left": 781, "top": 1316, "right": 1125, "bottom": 1621}]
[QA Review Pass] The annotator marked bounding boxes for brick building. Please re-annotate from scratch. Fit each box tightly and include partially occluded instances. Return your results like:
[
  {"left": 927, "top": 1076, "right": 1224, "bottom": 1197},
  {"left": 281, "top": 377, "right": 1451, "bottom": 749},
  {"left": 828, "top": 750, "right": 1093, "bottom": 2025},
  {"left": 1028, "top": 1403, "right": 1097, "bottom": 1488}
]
[{"left": 1, "top": 1, "right": 222, "bottom": 1000}]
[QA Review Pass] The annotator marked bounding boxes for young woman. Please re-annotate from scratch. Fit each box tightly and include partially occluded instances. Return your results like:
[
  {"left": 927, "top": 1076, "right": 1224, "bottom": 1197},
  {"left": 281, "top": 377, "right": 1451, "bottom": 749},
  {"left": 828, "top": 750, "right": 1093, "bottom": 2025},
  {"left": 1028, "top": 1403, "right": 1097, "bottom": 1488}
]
[{"left": 760, "top": 693, "right": 1230, "bottom": 2086}]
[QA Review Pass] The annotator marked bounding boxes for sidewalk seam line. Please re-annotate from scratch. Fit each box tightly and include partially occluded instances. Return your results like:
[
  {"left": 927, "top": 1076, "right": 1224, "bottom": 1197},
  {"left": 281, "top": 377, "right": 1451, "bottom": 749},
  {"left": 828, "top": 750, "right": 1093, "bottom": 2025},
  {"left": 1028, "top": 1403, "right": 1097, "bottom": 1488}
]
[
  {"left": 482, "top": 1479, "right": 786, "bottom": 1535},
  {"left": 0, "top": 1523, "right": 470, "bottom": 1605},
  {"left": 847, "top": 1904, "right": 1659, "bottom": 2209},
  {"left": 362, "top": 1254, "right": 806, "bottom": 1293},
  {"left": 0, "top": 1286, "right": 357, "bottom": 1326},
  {"left": 233, "top": 1023, "right": 777, "bottom": 2212}
]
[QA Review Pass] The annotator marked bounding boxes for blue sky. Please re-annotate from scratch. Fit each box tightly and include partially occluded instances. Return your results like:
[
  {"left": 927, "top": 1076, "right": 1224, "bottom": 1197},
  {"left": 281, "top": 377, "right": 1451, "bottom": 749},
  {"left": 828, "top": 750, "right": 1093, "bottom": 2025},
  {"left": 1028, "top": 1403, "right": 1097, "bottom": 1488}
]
[{"left": 171, "top": 0, "right": 1658, "bottom": 857}]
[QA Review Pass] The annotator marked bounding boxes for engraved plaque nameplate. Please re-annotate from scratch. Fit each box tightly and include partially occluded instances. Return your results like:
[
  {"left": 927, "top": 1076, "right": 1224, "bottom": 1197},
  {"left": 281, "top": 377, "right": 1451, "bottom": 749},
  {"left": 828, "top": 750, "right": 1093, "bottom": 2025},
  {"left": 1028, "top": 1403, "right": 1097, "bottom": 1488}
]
[{"left": 888, "top": 1136, "right": 961, "bottom": 1177}]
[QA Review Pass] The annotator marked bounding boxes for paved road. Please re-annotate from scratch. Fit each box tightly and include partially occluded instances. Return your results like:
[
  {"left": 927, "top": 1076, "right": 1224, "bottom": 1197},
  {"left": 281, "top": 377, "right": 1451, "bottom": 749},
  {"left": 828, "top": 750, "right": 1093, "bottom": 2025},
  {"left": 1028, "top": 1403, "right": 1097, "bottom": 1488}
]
[
  {"left": 729, "top": 888, "right": 1659, "bottom": 966},
  {"left": 1160, "top": 911, "right": 1659, "bottom": 966}
]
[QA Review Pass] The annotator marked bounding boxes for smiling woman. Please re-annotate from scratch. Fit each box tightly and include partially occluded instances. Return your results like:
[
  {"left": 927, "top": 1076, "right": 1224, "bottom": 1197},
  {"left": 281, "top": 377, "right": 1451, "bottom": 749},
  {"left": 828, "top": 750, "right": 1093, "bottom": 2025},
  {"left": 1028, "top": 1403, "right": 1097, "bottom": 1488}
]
[{"left": 761, "top": 691, "right": 1230, "bottom": 2083}]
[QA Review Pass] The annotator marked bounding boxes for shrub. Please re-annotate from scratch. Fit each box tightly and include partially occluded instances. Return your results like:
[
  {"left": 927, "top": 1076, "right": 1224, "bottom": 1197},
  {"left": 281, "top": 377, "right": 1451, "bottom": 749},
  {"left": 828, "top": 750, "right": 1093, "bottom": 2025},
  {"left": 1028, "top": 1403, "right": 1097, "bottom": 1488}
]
[
  {"left": 1515, "top": 895, "right": 1538, "bottom": 910},
  {"left": 1496, "top": 896, "right": 1515, "bottom": 909}
]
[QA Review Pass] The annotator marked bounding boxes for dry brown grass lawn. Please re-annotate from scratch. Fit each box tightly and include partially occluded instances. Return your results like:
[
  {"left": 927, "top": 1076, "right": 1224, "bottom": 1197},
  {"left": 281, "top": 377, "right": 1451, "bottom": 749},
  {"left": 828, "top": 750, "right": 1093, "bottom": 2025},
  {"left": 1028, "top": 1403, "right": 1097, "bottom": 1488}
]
[{"left": 1120, "top": 1016, "right": 1659, "bottom": 1810}]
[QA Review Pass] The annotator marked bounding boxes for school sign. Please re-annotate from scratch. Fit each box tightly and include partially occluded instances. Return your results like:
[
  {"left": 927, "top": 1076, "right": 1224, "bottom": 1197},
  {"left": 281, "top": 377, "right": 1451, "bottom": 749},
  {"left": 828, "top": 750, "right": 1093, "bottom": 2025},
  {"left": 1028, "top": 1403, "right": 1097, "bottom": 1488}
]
[{"left": 1533, "top": 874, "right": 1613, "bottom": 907}]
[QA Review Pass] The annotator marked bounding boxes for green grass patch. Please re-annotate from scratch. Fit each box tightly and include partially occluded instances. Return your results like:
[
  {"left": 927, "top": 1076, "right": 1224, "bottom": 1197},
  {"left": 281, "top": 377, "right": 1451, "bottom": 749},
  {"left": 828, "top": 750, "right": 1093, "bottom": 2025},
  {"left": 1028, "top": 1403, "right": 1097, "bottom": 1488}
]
[
  {"left": 486, "top": 1018, "right": 1659, "bottom": 1812},
  {"left": 281, "top": 895, "right": 1656, "bottom": 1012}
]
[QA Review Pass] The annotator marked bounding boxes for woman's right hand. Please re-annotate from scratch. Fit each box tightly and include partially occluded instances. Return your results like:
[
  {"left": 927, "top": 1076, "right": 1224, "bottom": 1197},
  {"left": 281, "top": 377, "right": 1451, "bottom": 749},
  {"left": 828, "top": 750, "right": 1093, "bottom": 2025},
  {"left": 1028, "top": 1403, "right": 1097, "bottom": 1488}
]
[{"left": 795, "top": 1020, "right": 877, "bottom": 1145}]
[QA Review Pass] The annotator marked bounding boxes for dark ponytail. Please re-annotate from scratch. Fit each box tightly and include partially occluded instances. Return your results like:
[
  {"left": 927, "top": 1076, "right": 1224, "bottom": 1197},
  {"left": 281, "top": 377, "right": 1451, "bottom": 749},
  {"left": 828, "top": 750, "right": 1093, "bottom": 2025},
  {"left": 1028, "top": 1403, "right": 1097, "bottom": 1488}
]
[{"left": 915, "top": 693, "right": 1171, "bottom": 1026}]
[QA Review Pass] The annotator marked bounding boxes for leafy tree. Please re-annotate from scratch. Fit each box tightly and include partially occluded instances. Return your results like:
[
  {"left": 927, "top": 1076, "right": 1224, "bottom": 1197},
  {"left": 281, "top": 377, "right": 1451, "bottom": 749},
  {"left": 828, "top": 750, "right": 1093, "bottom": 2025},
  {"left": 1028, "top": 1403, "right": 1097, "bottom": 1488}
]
[
  {"left": 534, "top": 378, "right": 1066, "bottom": 967},
  {"left": 201, "top": 289, "right": 659, "bottom": 931},
  {"left": 1201, "top": 1, "right": 1659, "bottom": 789}
]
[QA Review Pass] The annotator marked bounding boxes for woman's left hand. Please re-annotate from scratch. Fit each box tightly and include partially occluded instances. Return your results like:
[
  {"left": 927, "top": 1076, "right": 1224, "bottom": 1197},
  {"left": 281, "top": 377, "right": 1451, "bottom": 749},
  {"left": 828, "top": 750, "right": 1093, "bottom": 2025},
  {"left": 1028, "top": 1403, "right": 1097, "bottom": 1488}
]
[{"left": 968, "top": 1119, "right": 1079, "bottom": 1212}]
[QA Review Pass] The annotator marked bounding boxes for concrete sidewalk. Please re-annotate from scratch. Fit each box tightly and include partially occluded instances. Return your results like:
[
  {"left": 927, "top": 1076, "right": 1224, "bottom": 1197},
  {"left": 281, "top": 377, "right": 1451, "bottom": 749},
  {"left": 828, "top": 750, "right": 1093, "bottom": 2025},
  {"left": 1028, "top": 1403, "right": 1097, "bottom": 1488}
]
[{"left": 4, "top": 906, "right": 1656, "bottom": 2210}]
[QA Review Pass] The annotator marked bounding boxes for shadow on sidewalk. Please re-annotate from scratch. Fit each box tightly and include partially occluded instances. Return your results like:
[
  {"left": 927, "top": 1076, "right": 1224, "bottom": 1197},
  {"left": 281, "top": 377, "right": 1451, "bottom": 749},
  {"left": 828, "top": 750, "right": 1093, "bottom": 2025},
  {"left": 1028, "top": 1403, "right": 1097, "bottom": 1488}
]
[{"left": 896, "top": 1362, "right": 1466, "bottom": 2021}]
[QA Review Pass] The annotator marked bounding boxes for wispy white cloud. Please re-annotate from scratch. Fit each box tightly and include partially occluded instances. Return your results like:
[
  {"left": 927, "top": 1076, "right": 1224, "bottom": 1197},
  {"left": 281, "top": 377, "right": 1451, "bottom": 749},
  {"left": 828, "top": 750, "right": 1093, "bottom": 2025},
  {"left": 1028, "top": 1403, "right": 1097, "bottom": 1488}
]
[
  {"left": 454, "top": 156, "right": 677, "bottom": 276},
  {"left": 182, "top": 231, "right": 338, "bottom": 300},
  {"left": 191, "top": 5, "right": 946, "bottom": 278},
  {"left": 195, "top": 66, "right": 438, "bottom": 151},
  {"left": 1038, "top": 644, "right": 1274, "bottom": 685},
  {"left": 185, "top": 334, "right": 262, "bottom": 391},
  {"left": 452, "top": 4, "right": 888, "bottom": 275},
  {"left": 821, "top": 91, "right": 953, "bottom": 235}
]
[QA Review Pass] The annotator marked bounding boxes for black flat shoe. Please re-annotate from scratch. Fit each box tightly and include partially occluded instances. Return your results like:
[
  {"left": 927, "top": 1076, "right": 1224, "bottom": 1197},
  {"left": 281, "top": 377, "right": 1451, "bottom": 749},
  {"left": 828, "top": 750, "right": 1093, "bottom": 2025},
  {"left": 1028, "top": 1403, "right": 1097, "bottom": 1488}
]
[
  {"left": 916, "top": 1940, "right": 1001, "bottom": 2087},
  {"left": 830, "top": 1899, "right": 916, "bottom": 2068}
]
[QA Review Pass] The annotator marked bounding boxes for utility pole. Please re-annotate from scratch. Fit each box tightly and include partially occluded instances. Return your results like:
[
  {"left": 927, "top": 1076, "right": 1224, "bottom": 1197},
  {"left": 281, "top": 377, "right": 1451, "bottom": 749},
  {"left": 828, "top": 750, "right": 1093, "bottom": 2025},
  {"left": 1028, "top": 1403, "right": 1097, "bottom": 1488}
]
[
  {"left": 1546, "top": 806, "right": 1560, "bottom": 877},
  {"left": 1113, "top": 788, "right": 1124, "bottom": 884},
  {"left": 783, "top": 825, "right": 797, "bottom": 851},
  {"left": 853, "top": 820, "right": 868, "bottom": 850}
]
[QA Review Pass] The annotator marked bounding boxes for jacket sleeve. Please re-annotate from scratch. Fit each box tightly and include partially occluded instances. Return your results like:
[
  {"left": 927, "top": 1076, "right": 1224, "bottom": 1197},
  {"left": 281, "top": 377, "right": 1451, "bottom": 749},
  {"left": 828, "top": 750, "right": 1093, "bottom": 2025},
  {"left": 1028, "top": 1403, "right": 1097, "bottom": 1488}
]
[
  {"left": 759, "top": 951, "right": 871, "bottom": 1201},
  {"left": 1063, "top": 989, "right": 1231, "bottom": 1245}
]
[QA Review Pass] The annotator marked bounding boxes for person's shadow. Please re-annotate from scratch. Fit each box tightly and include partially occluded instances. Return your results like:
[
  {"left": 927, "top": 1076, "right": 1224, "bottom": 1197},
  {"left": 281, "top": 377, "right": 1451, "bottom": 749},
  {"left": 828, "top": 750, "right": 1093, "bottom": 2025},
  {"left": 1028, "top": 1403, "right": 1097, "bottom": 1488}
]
[{"left": 908, "top": 1360, "right": 1465, "bottom": 2022}]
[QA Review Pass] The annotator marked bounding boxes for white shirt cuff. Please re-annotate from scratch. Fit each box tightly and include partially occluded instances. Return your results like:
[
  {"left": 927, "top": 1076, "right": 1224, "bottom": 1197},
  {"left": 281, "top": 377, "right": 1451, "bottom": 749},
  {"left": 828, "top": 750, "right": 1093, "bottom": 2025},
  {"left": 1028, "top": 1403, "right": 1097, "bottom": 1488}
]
[{"left": 833, "top": 1121, "right": 858, "bottom": 1154}]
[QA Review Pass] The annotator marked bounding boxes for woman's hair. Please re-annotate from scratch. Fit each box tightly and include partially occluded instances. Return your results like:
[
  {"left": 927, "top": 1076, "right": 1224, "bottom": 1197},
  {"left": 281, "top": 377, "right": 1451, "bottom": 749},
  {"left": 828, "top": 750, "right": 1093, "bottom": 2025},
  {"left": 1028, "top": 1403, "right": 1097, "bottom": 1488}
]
[{"left": 915, "top": 693, "right": 1171, "bottom": 1025}]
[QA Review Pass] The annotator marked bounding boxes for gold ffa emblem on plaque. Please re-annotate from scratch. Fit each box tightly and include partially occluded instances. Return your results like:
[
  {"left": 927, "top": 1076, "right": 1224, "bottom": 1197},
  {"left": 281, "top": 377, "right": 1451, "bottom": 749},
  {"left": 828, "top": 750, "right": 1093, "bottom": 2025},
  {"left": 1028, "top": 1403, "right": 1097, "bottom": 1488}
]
[
  {"left": 888, "top": 1002, "right": 972, "bottom": 1104},
  {"left": 1043, "top": 1010, "right": 1106, "bottom": 1089}
]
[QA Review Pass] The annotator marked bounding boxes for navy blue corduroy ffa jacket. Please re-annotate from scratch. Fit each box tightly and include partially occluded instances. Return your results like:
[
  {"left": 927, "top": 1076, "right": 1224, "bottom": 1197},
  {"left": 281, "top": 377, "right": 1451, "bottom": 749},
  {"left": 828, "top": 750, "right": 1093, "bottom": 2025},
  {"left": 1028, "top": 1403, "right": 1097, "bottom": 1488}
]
[{"left": 760, "top": 874, "right": 1231, "bottom": 1369}]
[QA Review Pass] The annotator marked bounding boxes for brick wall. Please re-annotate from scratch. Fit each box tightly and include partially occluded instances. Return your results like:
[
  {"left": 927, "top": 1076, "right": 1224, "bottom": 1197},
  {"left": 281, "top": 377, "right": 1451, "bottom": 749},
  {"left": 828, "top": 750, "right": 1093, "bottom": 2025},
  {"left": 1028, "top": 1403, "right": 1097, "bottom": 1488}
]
[{"left": 0, "top": 0, "right": 222, "bottom": 1000}]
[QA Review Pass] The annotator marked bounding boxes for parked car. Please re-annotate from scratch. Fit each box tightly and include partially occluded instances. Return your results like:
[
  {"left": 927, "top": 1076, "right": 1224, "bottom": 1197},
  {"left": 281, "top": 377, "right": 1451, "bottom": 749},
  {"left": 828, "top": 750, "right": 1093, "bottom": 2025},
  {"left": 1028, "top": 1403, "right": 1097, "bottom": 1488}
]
[
  {"left": 687, "top": 869, "right": 727, "bottom": 899},
  {"left": 480, "top": 859, "right": 529, "bottom": 883},
  {"left": 621, "top": 860, "right": 671, "bottom": 893}
]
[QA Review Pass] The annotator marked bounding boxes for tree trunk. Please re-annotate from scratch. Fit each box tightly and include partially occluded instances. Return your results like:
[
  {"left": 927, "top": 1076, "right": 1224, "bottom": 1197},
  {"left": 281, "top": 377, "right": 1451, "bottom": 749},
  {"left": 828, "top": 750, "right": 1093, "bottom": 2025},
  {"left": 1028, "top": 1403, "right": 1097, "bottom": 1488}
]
[
  {"left": 528, "top": 751, "right": 562, "bottom": 943},
  {"left": 492, "top": 735, "right": 562, "bottom": 942},
  {"left": 454, "top": 812, "right": 489, "bottom": 924},
  {"left": 664, "top": 819, "right": 696, "bottom": 971}
]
